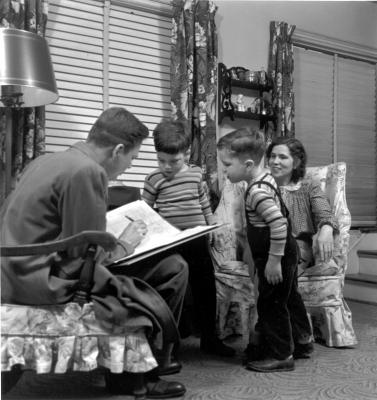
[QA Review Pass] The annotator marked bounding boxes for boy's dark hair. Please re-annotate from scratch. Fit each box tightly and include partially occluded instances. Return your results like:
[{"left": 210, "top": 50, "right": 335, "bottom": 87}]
[
  {"left": 217, "top": 127, "right": 266, "bottom": 164},
  {"left": 87, "top": 107, "right": 149, "bottom": 150},
  {"left": 266, "top": 137, "right": 307, "bottom": 183},
  {"left": 153, "top": 119, "right": 191, "bottom": 154}
]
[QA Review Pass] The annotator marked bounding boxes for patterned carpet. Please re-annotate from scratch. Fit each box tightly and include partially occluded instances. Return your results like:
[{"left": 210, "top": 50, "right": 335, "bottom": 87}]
[{"left": 3, "top": 300, "right": 377, "bottom": 400}]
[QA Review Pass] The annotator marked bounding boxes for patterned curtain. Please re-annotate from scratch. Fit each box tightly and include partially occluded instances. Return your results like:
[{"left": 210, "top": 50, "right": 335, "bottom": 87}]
[
  {"left": 0, "top": 0, "right": 49, "bottom": 205},
  {"left": 267, "top": 21, "right": 296, "bottom": 138},
  {"left": 171, "top": 0, "right": 219, "bottom": 210}
]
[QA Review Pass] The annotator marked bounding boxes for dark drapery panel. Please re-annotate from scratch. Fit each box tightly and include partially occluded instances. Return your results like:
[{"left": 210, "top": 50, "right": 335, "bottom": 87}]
[
  {"left": 170, "top": 0, "right": 219, "bottom": 210},
  {"left": 267, "top": 21, "right": 296, "bottom": 138},
  {"left": 0, "top": 0, "right": 48, "bottom": 205}
]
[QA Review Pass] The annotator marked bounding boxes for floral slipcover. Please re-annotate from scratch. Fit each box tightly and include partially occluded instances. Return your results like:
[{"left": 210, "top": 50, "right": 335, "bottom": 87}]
[
  {"left": 1, "top": 302, "right": 158, "bottom": 374},
  {"left": 210, "top": 180, "right": 255, "bottom": 339},
  {"left": 210, "top": 163, "right": 357, "bottom": 347},
  {"left": 297, "top": 162, "right": 357, "bottom": 347}
]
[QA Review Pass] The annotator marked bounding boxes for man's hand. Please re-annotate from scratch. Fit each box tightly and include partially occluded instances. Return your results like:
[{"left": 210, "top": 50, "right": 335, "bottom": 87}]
[
  {"left": 119, "top": 220, "right": 147, "bottom": 248},
  {"left": 265, "top": 254, "right": 283, "bottom": 285},
  {"left": 316, "top": 224, "right": 334, "bottom": 262}
]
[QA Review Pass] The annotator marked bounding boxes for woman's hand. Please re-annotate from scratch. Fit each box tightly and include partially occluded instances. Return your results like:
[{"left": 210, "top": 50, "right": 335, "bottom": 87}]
[
  {"left": 316, "top": 224, "right": 334, "bottom": 262},
  {"left": 265, "top": 254, "right": 283, "bottom": 285},
  {"left": 119, "top": 220, "right": 148, "bottom": 248}
]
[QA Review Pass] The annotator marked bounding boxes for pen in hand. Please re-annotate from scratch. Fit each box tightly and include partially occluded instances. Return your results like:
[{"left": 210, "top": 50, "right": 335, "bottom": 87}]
[{"left": 125, "top": 215, "right": 135, "bottom": 223}]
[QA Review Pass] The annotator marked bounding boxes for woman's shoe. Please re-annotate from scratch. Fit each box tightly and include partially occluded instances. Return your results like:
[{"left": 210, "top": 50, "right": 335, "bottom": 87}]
[
  {"left": 242, "top": 343, "right": 265, "bottom": 364},
  {"left": 293, "top": 342, "right": 314, "bottom": 359},
  {"left": 157, "top": 360, "right": 182, "bottom": 376}
]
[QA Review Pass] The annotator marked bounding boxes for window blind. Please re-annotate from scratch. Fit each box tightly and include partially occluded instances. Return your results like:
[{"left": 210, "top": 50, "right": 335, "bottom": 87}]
[
  {"left": 45, "top": 0, "right": 172, "bottom": 188},
  {"left": 336, "top": 57, "right": 376, "bottom": 225},
  {"left": 108, "top": 2, "right": 172, "bottom": 187},
  {"left": 293, "top": 45, "right": 377, "bottom": 226},
  {"left": 45, "top": 0, "right": 104, "bottom": 153},
  {"left": 293, "top": 47, "right": 334, "bottom": 166}
]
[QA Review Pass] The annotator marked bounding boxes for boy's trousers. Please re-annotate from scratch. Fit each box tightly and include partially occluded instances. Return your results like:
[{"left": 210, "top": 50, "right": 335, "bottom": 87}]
[{"left": 247, "top": 225, "right": 312, "bottom": 360}]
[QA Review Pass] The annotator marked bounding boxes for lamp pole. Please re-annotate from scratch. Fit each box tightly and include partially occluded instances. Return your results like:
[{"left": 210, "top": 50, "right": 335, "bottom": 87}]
[{"left": 5, "top": 107, "right": 12, "bottom": 196}]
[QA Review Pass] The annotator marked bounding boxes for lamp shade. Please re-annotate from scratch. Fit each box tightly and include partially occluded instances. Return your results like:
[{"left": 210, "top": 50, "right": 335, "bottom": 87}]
[{"left": 0, "top": 28, "right": 59, "bottom": 107}]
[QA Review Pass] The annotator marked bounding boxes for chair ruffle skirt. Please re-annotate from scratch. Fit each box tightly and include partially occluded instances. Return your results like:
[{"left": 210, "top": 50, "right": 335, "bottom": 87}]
[
  {"left": 298, "top": 276, "right": 357, "bottom": 347},
  {"left": 1, "top": 302, "right": 158, "bottom": 374},
  {"left": 215, "top": 263, "right": 255, "bottom": 339}
]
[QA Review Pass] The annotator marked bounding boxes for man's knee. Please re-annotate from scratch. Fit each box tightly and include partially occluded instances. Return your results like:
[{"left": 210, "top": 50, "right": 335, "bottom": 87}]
[{"left": 161, "top": 254, "right": 189, "bottom": 283}]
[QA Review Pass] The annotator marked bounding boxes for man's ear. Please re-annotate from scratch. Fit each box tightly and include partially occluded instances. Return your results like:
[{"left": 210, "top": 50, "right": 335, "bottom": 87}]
[{"left": 112, "top": 143, "right": 125, "bottom": 158}]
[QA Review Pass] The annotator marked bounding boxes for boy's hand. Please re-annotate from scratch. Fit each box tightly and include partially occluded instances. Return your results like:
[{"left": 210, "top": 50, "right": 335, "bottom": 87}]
[{"left": 265, "top": 254, "right": 283, "bottom": 285}]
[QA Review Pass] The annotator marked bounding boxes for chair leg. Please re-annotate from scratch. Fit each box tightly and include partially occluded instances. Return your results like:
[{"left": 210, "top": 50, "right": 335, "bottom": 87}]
[{"left": 1, "top": 365, "right": 24, "bottom": 395}]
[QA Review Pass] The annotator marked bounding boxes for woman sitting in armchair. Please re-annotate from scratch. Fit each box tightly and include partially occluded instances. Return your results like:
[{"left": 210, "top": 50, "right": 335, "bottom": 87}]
[
  {"left": 265, "top": 136, "right": 357, "bottom": 348},
  {"left": 266, "top": 137, "right": 338, "bottom": 275}
]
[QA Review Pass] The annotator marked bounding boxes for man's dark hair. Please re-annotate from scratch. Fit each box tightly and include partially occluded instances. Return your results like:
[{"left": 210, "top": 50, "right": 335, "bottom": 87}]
[
  {"left": 153, "top": 119, "right": 191, "bottom": 154},
  {"left": 87, "top": 107, "right": 149, "bottom": 150}
]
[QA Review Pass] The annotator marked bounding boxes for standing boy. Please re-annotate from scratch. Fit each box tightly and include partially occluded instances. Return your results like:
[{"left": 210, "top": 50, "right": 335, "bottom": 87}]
[
  {"left": 217, "top": 128, "right": 312, "bottom": 372},
  {"left": 142, "top": 119, "right": 235, "bottom": 357}
]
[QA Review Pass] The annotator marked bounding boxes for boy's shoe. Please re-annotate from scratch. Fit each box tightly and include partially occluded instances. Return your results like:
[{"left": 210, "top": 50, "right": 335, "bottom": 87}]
[
  {"left": 246, "top": 355, "right": 295, "bottom": 372},
  {"left": 242, "top": 343, "right": 265, "bottom": 364},
  {"left": 200, "top": 337, "right": 235, "bottom": 357},
  {"left": 293, "top": 342, "right": 314, "bottom": 359}
]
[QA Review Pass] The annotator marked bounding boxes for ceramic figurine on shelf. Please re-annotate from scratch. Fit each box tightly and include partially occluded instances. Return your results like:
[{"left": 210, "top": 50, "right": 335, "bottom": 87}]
[{"left": 235, "top": 94, "right": 246, "bottom": 112}]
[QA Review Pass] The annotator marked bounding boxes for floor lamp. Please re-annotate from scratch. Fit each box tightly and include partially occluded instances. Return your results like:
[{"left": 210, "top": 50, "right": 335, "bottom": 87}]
[{"left": 0, "top": 28, "right": 59, "bottom": 197}]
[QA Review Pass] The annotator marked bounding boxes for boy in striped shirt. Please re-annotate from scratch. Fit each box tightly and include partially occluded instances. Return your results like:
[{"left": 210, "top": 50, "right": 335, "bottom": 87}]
[
  {"left": 217, "top": 128, "right": 311, "bottom": 373},
  {"left": 142, "top": 119, "right": 235, "bottom": 358}
]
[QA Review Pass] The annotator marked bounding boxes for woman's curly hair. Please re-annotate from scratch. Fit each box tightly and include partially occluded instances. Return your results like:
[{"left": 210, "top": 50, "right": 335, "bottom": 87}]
[{"left": 266, "top": 137, "right": 307, "bottom": 183}]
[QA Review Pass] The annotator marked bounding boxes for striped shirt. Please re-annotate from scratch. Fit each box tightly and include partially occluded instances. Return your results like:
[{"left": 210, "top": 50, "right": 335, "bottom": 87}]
[
  {"left": 142, "top": 165, "right": 213, "bottom": 229},
  {"left": 245, "top": 173, "right": 288, "bottom": 256}
]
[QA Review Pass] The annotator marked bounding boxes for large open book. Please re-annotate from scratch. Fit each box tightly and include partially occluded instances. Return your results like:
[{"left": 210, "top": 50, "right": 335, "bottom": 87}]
[{"left": 106, "top": 200, "right": 223, "bottom": 265}]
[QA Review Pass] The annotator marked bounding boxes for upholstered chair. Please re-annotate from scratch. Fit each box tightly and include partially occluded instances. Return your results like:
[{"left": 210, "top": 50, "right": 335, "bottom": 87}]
[
  {"left": 210, "top": 162, "right": 357, "bottom": 349},
  {"left": 296, "top": 162, "right": 357, "bottom": 347},
  {"left": 209, "top": 180, "right": 255, "bottom": 339}
]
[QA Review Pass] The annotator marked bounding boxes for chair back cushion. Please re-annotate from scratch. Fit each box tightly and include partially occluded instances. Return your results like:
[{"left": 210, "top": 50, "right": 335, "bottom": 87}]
[{"left": 300, "top": 162, "right": 351, "bottom": 277}]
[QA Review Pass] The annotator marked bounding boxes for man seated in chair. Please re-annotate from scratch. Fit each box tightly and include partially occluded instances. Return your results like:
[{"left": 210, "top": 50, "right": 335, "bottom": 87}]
[{"left": 0, "top": 107, "right": 188, "bottom": 398}]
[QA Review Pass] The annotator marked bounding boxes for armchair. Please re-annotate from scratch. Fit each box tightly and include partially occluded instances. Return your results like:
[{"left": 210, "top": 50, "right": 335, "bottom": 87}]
[
  {"left": 210, "top": 162, "right": 357, "bottom": 348},
  {"left": 1, "top": 231, "right": 158, "bottom": 399},
  {"left": 209, "top": 180, "right": 255, "bottom": 339},
  {"left": 296, "top": 162, "right": 357, "bottom": 347}
]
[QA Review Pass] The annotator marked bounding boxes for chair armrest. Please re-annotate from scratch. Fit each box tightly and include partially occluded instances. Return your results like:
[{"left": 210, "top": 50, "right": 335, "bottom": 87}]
[{"left": 1, "top": 231, "right": 118, "bottom": 256}]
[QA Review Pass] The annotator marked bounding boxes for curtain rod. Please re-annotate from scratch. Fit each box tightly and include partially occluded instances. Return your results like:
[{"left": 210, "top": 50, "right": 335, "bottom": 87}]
[{"left": 293, "top": 28, "right": 377, "bottom": 64}]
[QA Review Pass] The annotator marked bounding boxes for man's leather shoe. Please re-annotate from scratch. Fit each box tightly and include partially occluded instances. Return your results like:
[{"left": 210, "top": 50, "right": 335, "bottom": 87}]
[
  {"left": 246, "top": 355, "right": 295, "bottom": 372},
  {"left": 157, "top": 360, "right": 182, "bottom": 376},
  {"left": 146, "top": 377, "right": 186, "bottom": 399},
  {"left": 293, "top": 342, "right": 314, "bottom": 359},
  {"left": 200, "top": 337, "right": 235, "bottom": 357},
  {"left": 106, "top": 371, "right": 186, "bottom": 398}
]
